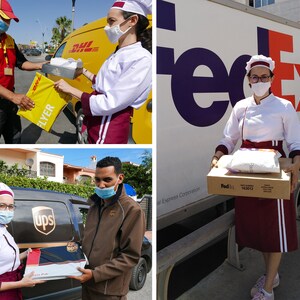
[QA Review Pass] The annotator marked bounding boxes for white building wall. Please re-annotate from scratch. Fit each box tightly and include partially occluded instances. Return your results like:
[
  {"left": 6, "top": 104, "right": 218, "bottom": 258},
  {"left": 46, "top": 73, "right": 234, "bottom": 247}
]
[
  {"left": 36, "top": 152, "right": 64, "bottom": 183},
  {"left": 0, "top": 149, "right": 64, "bottom": 183},
  {"left": 0, "top": 149, "right": 39, "bottom": 172}
]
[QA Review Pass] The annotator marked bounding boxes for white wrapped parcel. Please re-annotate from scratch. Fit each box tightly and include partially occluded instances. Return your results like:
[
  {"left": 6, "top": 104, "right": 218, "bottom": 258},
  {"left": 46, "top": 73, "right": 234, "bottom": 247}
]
[
  {"left": 50, "top": 58, "right": 83, "bottom": 69},
  {"left": 42, "top": 58, "right": 83, "bottom": 79},
  {"left": 220, "top": 148, "right": 281, "bottom": 173}
]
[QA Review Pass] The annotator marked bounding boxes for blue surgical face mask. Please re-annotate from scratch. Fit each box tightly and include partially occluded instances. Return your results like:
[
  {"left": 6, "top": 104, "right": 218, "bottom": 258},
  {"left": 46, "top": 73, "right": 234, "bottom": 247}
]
[
  {"left": 95, "top": 178, "right": 119, "bottom": 199},
  {"left": 0, "top": 210, "right": 14, "bottom": 225},
  {"left": 0, "top": 19, "right": 9, "bottom": 34},
  {"left": 95, "top": 186, "right": 116, "bottom": 199}
]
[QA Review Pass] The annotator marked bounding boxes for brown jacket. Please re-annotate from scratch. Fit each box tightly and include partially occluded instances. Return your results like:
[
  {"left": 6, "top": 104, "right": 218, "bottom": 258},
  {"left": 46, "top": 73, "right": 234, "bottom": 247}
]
[{"left": 82, "top": 185, "right": 145, "bottom": 296}]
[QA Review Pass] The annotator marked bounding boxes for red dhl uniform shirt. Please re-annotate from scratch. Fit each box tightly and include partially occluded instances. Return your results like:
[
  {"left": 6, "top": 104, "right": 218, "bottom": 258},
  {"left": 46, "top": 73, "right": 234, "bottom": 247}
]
[{"left": 0, "top": 34, "right": 27, "bottom": 91}]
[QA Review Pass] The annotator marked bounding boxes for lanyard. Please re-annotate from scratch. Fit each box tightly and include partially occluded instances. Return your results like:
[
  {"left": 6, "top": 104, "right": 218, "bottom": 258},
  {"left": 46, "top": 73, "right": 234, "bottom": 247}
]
[{"left": 1, "top": 36, "right": 9, "bottom": 66}]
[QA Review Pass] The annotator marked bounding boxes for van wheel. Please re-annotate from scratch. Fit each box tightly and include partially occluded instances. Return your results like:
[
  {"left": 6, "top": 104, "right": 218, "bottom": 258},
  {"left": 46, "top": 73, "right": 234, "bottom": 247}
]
[
  {"left": 129, "top": 257, "right": 147, "bottom": 291},
  {"left": 76, "top": 108, "right": 88, "bottom": 144}
]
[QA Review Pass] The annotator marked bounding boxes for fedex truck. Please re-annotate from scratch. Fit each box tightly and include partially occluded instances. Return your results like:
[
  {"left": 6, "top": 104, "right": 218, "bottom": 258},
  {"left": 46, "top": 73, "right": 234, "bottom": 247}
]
[{"left": 157, "top": 0, "right": 300, "bottom": 296}]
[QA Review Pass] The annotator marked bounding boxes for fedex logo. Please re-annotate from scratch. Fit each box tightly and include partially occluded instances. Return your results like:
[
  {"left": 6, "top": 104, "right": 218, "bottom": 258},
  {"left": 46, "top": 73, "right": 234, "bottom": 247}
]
[{"left": 157, "top": 0, "right": 300, "bottom": 127}]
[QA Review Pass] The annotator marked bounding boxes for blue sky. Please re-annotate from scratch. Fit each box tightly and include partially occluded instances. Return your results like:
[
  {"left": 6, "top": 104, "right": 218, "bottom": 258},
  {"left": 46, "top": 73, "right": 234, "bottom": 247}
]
[
  {"left": 8, "top": 0, "right": 115, "bottom": 45},
  {"left": 41, "top": 148, "right": 152, "bottom": 168}
]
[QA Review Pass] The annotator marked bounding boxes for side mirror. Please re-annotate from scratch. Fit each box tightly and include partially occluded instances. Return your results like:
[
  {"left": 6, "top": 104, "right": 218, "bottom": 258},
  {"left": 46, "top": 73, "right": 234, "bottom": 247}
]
[{"left": 45, "top": 55, "right": 53, "bottom": 61}]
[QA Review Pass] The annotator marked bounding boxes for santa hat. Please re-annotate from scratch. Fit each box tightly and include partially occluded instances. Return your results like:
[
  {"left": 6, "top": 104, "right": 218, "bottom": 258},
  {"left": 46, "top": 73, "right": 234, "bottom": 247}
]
[
  {"left": 246, "top": 55, "right": 275, "bottom": 74},
  {"left": 0, "top": 0, "right": 19, "bottom": 22},
  {"left": 0, "top": 182, "right": 14, "bottom": 199},
  {"left": 111, "top": 0, "right": 152, "bottom": 17}
]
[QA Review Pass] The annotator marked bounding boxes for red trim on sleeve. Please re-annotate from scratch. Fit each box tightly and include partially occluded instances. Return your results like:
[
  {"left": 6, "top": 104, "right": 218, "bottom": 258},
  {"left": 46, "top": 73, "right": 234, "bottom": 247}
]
[
  {"left": 289, "top": 150, "right": 300, "bottom": 159},
  {"left": 81, "top": 92, "right": 93, "bottom": 116},
  {"left": 215, "top": 145, "right": 229, "bottom": 155}
]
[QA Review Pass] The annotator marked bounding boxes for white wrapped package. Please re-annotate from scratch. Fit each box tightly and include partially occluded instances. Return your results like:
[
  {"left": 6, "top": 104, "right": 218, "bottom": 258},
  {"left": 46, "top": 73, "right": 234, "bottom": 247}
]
[
  {"left": 50, "top": 58, "right": 83, "bottom": 69},
  {"left": 220, "top": 148, "right": 281, "bottom": 173}
]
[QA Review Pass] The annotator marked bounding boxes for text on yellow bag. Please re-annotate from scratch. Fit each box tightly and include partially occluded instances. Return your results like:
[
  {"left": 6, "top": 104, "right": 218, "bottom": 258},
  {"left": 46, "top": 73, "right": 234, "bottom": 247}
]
[{"left": 17, "top": 72, "right": 71, "bottom": 132}]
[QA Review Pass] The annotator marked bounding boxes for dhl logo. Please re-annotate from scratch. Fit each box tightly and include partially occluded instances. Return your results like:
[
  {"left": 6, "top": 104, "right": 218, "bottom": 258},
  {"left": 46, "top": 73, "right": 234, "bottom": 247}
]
[
  {"left": 69, "top": 41, "right": 99, "bottom": 53},
  {"left": 32, "top": 74, "right": 42, "bottom": 93}
]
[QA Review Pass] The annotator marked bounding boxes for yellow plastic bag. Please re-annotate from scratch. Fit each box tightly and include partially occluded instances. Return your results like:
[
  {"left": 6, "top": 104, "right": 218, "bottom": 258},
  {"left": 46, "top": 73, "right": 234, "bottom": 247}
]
[{"left": 17, "top": 72, "right": 71, "bottom": 132}]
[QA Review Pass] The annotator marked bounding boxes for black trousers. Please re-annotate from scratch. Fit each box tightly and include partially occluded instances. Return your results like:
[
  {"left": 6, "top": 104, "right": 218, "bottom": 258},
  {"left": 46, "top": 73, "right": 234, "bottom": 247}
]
[{"left": 0, "top": 98, "right": 21, "bottom": 144}]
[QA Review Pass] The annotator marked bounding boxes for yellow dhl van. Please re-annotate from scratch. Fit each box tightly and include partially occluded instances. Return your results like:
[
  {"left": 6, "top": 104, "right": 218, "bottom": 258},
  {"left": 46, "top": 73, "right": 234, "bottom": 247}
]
[{"left": 46, "top": 17, "right": 152, "bottom": 144}]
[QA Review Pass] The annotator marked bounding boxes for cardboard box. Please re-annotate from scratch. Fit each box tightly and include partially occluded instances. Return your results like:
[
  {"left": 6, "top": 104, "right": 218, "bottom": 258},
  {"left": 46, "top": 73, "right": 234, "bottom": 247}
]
[
  {"left": 207, "top": 158, "right": 291, "bottom": 199},
  {"left": 42, "top": 64, "right": 83, "bottom": 79}
]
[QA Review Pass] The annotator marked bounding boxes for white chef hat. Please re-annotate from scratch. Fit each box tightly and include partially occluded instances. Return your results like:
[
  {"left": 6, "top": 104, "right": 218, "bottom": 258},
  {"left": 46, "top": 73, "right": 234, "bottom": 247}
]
[
  {"left": 111, "top": 0, "right": 152, "bottom": 17},
  {"left": 245, "top": 55, "right": 275, "bottom": 74},
  {"left": 0, "top": 182, "right": 14, "bottom": 199}
]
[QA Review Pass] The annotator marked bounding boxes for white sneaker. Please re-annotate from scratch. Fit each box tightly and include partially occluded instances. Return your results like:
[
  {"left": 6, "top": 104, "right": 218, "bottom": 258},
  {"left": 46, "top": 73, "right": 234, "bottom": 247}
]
[
  {"left": 250, "top": 274, "right": 279, "bottom": 297},
  {"left": 251, "top": 290, "right": 274, "bottom": 300}
]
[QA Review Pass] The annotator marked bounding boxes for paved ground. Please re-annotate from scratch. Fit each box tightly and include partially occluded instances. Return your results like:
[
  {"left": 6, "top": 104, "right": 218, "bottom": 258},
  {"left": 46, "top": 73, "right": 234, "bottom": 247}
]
[
  {"left": 128, "top": 270, "right": 152, "bottom": 300},
  {"left": 177, "top": 221, "right": 300, "bottom": 300}
]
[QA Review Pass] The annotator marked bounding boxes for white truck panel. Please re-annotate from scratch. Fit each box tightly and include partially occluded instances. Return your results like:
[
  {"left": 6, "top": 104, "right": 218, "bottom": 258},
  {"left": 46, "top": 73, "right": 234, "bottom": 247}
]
[{"left": 157, "top": 0, "right": 300, "bottom": 225}]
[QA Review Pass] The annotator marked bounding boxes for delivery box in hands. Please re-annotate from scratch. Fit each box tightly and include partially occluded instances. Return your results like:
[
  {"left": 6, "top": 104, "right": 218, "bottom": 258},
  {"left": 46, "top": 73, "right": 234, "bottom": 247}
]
[
  {"left": 42, "top": 58, "right": 83, "bottom": 79},
  {"left": 24, "top": 242, "right": 87, "bottom": 280},
  {"left": 207, "top": 157, "right": 291, "bottom": 199}
]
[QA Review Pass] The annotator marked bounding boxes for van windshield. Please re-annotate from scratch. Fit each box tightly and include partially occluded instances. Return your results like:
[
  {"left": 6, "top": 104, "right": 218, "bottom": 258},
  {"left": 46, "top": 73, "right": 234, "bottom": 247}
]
[{"left": 54, "top": 43, "right": 67, "bottom": 58}]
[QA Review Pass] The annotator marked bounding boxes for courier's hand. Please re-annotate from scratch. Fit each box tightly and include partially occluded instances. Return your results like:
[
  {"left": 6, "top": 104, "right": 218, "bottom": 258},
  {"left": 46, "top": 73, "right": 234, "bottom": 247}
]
[
  {"left": 20, "top": 272, "right": 45, "bottom": 288},
  {"left": 284, "top": 162, "right": 299, "bottom": 193},
  {"left": 38, "top": 61, "right": 50, "bottom": 70},
  {"left": 69, "top": 267, "right": 93, "bottom": 283},
  {"left": 12, "top": 93, "right": 34, "bottom": 110}
]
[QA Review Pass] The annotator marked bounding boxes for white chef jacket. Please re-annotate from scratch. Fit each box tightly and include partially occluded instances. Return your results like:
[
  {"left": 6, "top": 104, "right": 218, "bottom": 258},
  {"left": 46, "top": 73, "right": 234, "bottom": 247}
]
[
  {"left": 0, "top": 225, "right": 20, "bottom": 274},
  {"left": 219, "top": 94, "right": 300, "bottom": 154},
  {"left": 88, "top": 42, "right": 152, "bottom": 116}
]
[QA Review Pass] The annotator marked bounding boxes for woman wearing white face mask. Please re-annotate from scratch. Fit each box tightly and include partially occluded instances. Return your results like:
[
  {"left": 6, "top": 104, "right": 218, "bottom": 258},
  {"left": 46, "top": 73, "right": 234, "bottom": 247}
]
[
  {"left": 210, "top": 55, "right": 300, "bottom": 300},
  {"left": 0, "top": 183, "right": 44, "bottom": 299},
  {"left": 54, "top": 0, "right": 152, "bottom": 144}
]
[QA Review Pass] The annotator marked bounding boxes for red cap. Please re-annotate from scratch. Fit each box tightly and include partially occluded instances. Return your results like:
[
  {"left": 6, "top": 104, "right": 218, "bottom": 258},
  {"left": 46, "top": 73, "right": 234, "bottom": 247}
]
[{"left": 0, "top": 0, "right": 19, "bottom": 22}]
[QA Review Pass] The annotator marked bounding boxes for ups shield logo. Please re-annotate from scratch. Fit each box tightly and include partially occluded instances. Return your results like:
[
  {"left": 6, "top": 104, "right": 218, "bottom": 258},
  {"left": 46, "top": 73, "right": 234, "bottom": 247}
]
[{"left": 32, "top": 206, "right": 56, "bottom": 235}]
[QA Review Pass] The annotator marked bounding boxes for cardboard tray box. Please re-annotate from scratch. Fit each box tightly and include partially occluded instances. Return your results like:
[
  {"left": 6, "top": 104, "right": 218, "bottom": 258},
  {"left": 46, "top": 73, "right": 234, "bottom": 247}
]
[
  {"left": 42, "top": 64, "right": 83, "bottom": 79},
  {"left": 207, "top": 157, "right": 291, "bottom": 199}
]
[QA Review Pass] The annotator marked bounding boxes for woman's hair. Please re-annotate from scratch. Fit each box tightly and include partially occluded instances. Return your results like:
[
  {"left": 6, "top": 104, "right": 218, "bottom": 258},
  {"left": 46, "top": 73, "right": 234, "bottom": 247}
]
[{"left": 122, "top": 11, "right": 152, "bottom": 53}]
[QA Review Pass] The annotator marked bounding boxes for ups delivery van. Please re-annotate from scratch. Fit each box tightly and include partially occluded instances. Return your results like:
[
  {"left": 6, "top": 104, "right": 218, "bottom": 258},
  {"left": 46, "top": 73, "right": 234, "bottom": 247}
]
[
  {"left": 46, "top": 17, "right": 152, "bottom": 144},
  {"left": 8, "top": 187, "right": 152, "bottom": 299}
]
